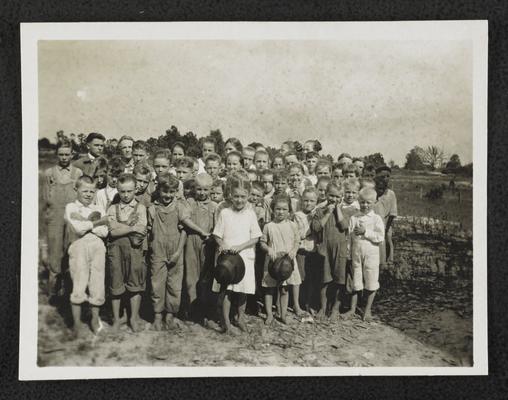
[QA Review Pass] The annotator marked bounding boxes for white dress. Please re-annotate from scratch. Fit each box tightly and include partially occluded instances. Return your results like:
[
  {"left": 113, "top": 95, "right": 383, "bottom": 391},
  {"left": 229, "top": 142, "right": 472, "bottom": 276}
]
[{"left": 212, "top": 206, "right": 262, "bottom": 294}]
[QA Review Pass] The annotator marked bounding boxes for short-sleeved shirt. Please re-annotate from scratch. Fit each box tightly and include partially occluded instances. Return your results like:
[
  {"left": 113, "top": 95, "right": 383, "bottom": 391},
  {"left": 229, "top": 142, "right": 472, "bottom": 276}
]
[
  {"left": 213, "top": 207, "right": 262, "bottom": 251},
  {"left": 373, "top": 189, "right": 397, "bottom": 225},
  {"left": 293, "top": 210, "right": 316, "bottom": 251}
]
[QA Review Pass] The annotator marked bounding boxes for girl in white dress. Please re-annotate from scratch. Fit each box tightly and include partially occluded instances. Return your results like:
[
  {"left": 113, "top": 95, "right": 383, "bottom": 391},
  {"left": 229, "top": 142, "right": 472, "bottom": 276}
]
[{"left": 213, "top": 177, "right": 262, "bottom": 334}]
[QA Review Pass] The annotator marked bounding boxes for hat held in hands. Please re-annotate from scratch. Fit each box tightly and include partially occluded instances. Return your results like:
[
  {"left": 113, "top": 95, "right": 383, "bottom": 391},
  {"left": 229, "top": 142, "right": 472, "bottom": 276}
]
[
  {"left": 215, "top": 251, "right": 246, "bottom": 285},
  {"left": 268, "top": 253, "right": 294, "bottom": 282}
]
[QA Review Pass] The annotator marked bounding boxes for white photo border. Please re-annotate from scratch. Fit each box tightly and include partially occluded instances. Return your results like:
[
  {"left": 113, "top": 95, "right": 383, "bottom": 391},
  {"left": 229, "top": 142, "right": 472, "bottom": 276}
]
[{"left": 20, "top": 21, "right": 488, "bottom": 380}]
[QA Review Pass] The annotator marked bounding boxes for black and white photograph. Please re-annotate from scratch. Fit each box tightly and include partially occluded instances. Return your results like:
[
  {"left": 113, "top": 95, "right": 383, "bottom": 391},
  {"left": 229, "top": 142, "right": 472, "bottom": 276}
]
[{"left": 20, "top": 21, "right": 487, "bottom": 379}]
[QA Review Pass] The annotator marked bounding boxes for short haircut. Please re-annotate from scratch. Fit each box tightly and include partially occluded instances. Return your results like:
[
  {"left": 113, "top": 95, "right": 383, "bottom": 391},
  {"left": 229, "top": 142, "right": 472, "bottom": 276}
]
[
  {"left": 183, "top": 178, "right": 196, "bottom": 190},
  {"left": 363, "top": 164, "right": 376, "bottom": 175},
  {"left": 284, "top": 151, "right": 298, "bottom": 160},
  {"left": 342, "top": 177, "right": 360, "bottom": 191},
  {"left": 118, "top": 135, "right": 134, "bottom": 145},
  {"left": 326, "top": 181, "right": 342, "bottom": 193},
  {"left": 243, "top": 146, "right": 255, "bottom": 155},
  {"left": 56, "top": 139, "right": 73, "bottom": 152},
  {"left": 337, "top": 152, "right": 352, "bottom": 161},
  {"left": 195, "top": 173, "right": 213, "bottom": 187},
  {"left": 288, "top": 163, "right": 304, "bottom": 174},
  {"left": 254, "top": 149, "right": 269, "bottom": 160},
  {"left": 376, "top": 165, "right": 392, "bottom": 174},
  {"left": 171, "top": 141, "right": 186, "bottom": 153},
  {"left": 226, "top": 150, "right": 243, "bottom": 163},
  {"left": 273, "top": 168, "right": 289, "bottom": 182},
  {"left": 133, "top": 162, "right": 152, "bottom": 176},
  {"left": 95, "top": 156, "right": 109, "bottom": 171},
  {"left": 108, "top": 156, "right": 125, "bottom": 176},
  {"left": 352, "top": 157, "right": 364, "bottom": 163},
  {"left": 226, "top": 172, "right": 251, "bottom": 196},
  {"left": 85, "top": 132, "right": 105, "bottom": 143},
  {"left": 332, "top": 162, "right": 342, "bottom": 172},
  {"left": 305, "top": 151, "right": 319, "bottom": 160},
  {"left": 343, "top": 163, "right": 360, "bottom": 177},
  {"left": 117, "top": 173, "right": 136, "bottom": 186},
  {"left": 225, "top": 137, "right": 243, "bottom": 152},
  {"left": 204, "top": 152, "right": 222, "bottom": 164},
  {"left": 359, "top": 187, "right": 377, "bottom": 201},
  {"left": 174, "top": 156, "right": 194, "bottom": 169},
  {"left": 315, "top": 159, "right": 332, "bottom": 172},
  {"left": 259, "top": 168, "right": 274, "bottom": 178},
  {"left": 153, "top": 148, "right": 171, "bottom": 161},
  {"left": 158, "top": 172, "right": 180, "bottom": 190},
  {"left": 251, "top": 181, "right": 264, "bottom": 193},
  {"left": 316, "top": 176, "right": 331, "bottom": 186},
  {"left": 201, "top": 136, "right": 216, "bottom": 149},
  {"left": 75, "top": 175, "right": 95, "bottom": 188},
  {"left": 270, "top": 193, "right": 292, "bottom": 212},
  {"left": 132, "top": 140, "right": 148, "bottom": 152},
  {"left": 212, "top": 179, "right": 225, "bottom": 191},
  {"left": 302, "top": 186, "right": 318, "bottom": 198}
]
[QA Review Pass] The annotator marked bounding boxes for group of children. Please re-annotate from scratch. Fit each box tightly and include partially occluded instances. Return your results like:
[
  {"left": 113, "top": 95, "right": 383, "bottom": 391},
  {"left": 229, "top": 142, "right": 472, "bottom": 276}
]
[{"left": 41, "top": 133, "right": 397, "bottom": 337}]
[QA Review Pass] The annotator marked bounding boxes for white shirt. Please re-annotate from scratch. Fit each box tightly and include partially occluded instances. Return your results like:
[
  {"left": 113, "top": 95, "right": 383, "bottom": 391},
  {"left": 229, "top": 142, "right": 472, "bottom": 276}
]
[
  {"left": 64, "top": 200, "right": 108, "bottom": 243},
  {"left": 349, "top": 210, "right": 385, "bottom": 244},
  {"left": 95, "top": 185, "right": 117, "bottom": 212}
]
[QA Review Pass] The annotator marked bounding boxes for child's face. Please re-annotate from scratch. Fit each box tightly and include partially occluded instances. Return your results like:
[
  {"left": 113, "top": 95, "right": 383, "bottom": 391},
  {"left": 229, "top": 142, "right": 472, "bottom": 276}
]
[
  {"left": 153, "top": 157, "right": 170, "bottom": 177},
  {"left": 183, "top": 186, "right": 195, "bottom": 199},
  {"left": 316, "top": 182, "right": 328, "bottom": 201},
  {"left": 248, "top": 188, "right": 264, "bottom": 205},
  {"left": 273, "top": 178, "right": 288, "bottom": 195},
  {"left": 343, "top": 187, "right": 359, "bottom": 205},
  {"left": 363, "top": 169, "right": 376, "bottom": 180},
  {"left": 119, "top": 140, "right": 133, "bottom": 160},
  {"left": 272, "top": 157, "right": 284, "bottom": 169},
  {"left": 88, "top": 139, "right": 104, "bottom": 157},
  {"left": 261, "top": 174, "right": 274, "bottom": 194},
  {"left": 210, "top": 186, "right": 224, "bottom": 203},
  {"left": 224, "top": 142, "right": 237, "bottom": 154},
  {"left": 254, "top": 154, "right": 269, "bottom": 170},
  {"left": 331, "top": 168, "right": 343, "bottom": 185},
  {"left": 202, "top": 142, "right": 215, "bottom": 159},
  {"left": 94, "top": 168, "right": 107, "bottom": 188},
  {"left": 159, "top": 187, "right": 178, "bottom": 206},
  {"left": 205, "top": 160, "right": 220, "bottom": 178},
  {"left": 57, "top": 146, "right": 72, "bottom": 168},
  {"left": 273, "top": 200, "right": 290, "bottom": 223},
  {"left": 76, "top": 182, "right": 96, "bottom": 207},
  {"left": 344, "top": 171, "right": 356, "bottom": 180},
  {"left": 172, "top": 146, "right": 185, "bottom": 161},
  {"left": 359, "top": 195, "right": 375, "bottom": 214},
  {"left": 327, "top": 187, "right": 343, "bottom": 205},
  {"left": 226, "top": 155, "right": 241, "bottom": 172},
  {"left": 132, "top": 149, "right": 148, "bottom": 165},
  {"left": 281, "top": 143, "right": 291, "bottom": 154},
  {"left": 289, "top": 168, "right": 302, "bottom": 189},
  {"left": 117, "top": 181, "right": 136, "bottom": 204},
  {"left": 306, "top": 156, "right": 317, "bottom": 174},
  {"left": 107, "top": 170, "right": 120, "bottom": 188},
  {"left": 242, "top": 151, "right": 254, "bottom": 168},
  {"left": 176, "top": 166, "right": 193, "bottom": 181},
  {"left": 284, "top": 155, "right": 298, "bottom": 168},
  {"left": 303, "top": 141, "right": 314, "bottom": 153},
  {"left": 354, "top": 160, "right": 364, "bottom": 174},
  {"left": 195, "top": 184, "right": 210, "bottom": 202},
  {"left": 316, "top": 166, "right": 331, "bottom": 178},
  {"left": 231, "top": 187, "right": 248, "bottom": 211},
  {"left": 302, "top": 192, "right": 318, "bottom": 213},
  {"left": 135, "top": 173, "right": 151, "bottom": 194}
]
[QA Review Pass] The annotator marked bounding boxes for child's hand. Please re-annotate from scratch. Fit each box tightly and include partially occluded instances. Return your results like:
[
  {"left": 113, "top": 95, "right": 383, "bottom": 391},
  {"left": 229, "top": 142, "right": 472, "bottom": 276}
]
[
  {"left": 288, "top": 250, "right": 297, "bottom": 260},
  {"left": 326, "top": 204, "right": 335, "bottom": 214},
  {"left": 126, "top": 213, "right": 139, "bottom": 226},
  {"left": 70, "top": 212, "right": 87, "bottom": 221},
  {"left": 168, "top": 250, "right": 181, "bottom": 266},
  {"left": 268, "top": 248, "right": 277, "bottom": 261},
  {"left": 229, "top": 245, "right": 243, "bottom": 254},
  {"left": 354, "top": 224, "right": 366, "bottom": 235}
]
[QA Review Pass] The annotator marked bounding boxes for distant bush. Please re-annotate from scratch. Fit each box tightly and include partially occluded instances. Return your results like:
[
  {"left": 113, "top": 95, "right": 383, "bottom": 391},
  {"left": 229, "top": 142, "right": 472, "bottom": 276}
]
[{"left": 424, "top": 184, "right": 445, "bottom": 200}]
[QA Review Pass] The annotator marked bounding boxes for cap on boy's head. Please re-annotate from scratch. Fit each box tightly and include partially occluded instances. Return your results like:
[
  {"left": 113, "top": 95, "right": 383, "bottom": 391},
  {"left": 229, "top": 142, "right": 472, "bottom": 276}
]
[
  {"left": 85, "top": 132, "right": 105, "bottom": 143},
  {"left": 158, "top": 172, "right": 179, "bottom": 190},
  {"left": 375, "top": 165, "right": 392, "bottom": 175},
  {"left": 195, "top": 173, "right": 213, "bottom": 188},
  {"left": 359, "top": 187, "right": 377, "bottom": 201},
  {"left": 75, "top": 174, "right": 95, "bottom": 188}
]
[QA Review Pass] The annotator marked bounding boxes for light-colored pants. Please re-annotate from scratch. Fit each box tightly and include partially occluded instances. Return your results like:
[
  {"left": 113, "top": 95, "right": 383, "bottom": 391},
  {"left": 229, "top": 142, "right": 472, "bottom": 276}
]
[
  {"left": 68, "top": 234, "right": 106, "bottom": 306},
  {"left": 351, "top": 239, "right": 380, "bottom": 291}
]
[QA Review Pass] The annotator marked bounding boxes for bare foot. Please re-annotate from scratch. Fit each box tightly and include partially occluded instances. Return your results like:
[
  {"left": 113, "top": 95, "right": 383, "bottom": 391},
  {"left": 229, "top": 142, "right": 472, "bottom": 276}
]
[
  {"left": 363, "top": 311, "right": 373, "bottom": 322},
  {"left": 237, "top": 319, "right": 248, "bottom": 333},
  {"left": 90, "top": 317, "right": 103, "bottom": 335},
  {"left": 130, "top": 316, "right": 143, "bottom": 333},
  {"left": 265, "top": 314, "right": 274, "bottom": 326},
  {"left": 221, "top": 324, "right": 238, "bottom": 336},
  {"left": 152, "top": 318, "right": 163, "bottom": 332},
  {"left": 72, "top": 321, "right": 88, "bottom": 339},
  {"left": 329, "top": 309, "right": 340, "bottom": 321},
  {"left": 204, "top": 319, "right": 220, "bottom": 331},
  {"left": 316, "top": 309, "right": 326, "bottom": 320},
  {"left": 111, "top": 319, "right": 122, "bottom": 332},
  {"left": 165, "top": 316, "right": 184, "bottom": 330},
  {"left": 280, "top": 314, "right": 288, "bottom": 324},
  {"left": 341, "top": 310, "right": 355, "bottom": 320},
  {"left": 293, "top": 306, "right": 304, "bottom": 317}
]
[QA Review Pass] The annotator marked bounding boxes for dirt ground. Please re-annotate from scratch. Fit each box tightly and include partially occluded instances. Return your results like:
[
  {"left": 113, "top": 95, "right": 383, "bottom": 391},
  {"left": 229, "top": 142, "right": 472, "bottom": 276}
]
[{"left": 37, "top": 279, "right": 472, "bottom": 368}]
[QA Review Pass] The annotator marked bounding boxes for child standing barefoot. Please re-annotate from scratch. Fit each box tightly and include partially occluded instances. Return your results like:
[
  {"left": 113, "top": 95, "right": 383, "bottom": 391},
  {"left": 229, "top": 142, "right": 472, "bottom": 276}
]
[
  {"left": 212, "top": 177, "right": 262, "bottom": 335},
  {"left": 261, "top": 194, "right": 301, "bottom": 325},
  {"left": 349, "top": 187, "right": 385, "bottom": 321}
]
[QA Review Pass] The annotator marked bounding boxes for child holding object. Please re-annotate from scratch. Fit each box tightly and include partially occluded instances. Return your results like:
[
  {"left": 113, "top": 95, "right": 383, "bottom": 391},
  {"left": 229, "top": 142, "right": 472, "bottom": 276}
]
[
  {"left": 348, "top": 187, "right": 385, "bottom": 321},
  {"left": 260, "top": 194, "right": 302, "bottom": 325},
  {"left": 64, "top": 175, "right": 108, "bottom": 337},
  {"left": 212, "top": 176, "right": 262, "bottom": 335}
]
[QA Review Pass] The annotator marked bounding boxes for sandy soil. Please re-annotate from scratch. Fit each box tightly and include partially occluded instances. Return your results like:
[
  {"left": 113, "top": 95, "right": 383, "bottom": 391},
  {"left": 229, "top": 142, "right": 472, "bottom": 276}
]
[{"left": 37, "top": 281, "right": 472, "bottom": 368}]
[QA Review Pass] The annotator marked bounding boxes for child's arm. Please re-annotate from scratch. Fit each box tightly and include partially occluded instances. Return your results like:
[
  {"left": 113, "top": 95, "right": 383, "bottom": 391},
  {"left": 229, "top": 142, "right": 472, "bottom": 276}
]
[
  {"left": 363, "top": 215, "right": 385, "bottom": 244},
  {"left": 181, "top": 217, "right": 209, "bottom": 239},
  {"left": 259, "top": 226, "right": 276, "bottom": 260},
  {"left": 229, "top": 237, "right": 260, "bottom": 254},
  {"left": 64, "top": 204, "right": 95, "bottom": 236},
  {"left": 335, "top": 206, "right": 348, "bottom": 231},
  {"left": 312, "top": 204, "right": 334, "bottom": 232}
]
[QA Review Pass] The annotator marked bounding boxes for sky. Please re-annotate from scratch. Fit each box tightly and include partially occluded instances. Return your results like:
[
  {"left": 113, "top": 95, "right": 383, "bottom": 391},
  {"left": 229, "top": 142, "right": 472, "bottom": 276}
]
[{"left": 38, "top": 40, "right": 472, "bottom": 165}]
